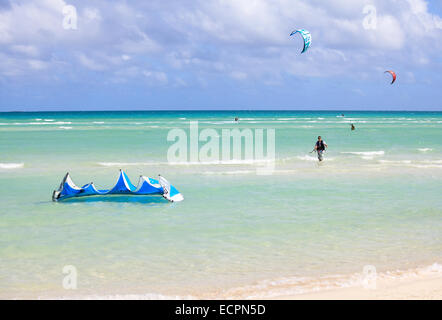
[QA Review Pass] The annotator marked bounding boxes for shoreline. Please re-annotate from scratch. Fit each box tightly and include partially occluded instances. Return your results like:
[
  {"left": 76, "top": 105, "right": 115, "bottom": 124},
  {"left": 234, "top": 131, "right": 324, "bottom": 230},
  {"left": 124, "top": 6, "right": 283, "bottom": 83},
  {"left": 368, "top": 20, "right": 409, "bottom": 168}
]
[
  {"left": 8, "top": 262, "right": 438, "bottom": 300},
  {"left": 211, "top": 262, "right": 442, "bottom": 300},
  {"left": 275, "top": 274, "right": 442, "bottom": 300}
]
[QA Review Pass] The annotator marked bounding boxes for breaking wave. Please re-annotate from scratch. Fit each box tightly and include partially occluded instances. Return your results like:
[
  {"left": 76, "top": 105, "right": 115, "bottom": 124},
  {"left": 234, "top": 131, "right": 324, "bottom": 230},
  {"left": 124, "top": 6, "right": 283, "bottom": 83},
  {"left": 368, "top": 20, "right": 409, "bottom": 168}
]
[
  {"left": 378, "top": 159, "right": 442, "bottom": 168},
  {"left": 341, "top": 151, "right": 385, "bottom": 156},
  {"left": 0, "top": 163, "right": 24, "bottom": 169}
]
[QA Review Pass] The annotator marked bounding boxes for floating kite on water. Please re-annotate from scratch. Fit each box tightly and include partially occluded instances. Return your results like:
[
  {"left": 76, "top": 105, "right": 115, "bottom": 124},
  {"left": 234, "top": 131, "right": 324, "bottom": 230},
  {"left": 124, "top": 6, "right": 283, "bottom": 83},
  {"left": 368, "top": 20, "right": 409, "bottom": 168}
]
[
  {"left": 52, "top": 170, "right": 184, "bottom": 202},
  {"left": 290, "top": 29, "right": 312, "bottom": 54},
  {"left": 384, "top": 70, "right": 397, "bottom": 85}
]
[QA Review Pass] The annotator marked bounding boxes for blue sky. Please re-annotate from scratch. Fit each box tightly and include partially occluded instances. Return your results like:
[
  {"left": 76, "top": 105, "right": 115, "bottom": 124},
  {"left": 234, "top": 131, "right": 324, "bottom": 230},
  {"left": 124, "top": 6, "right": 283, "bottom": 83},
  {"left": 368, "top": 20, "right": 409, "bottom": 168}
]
[{"left": 0, "top": 0, "right": 442, "bottom": 111}]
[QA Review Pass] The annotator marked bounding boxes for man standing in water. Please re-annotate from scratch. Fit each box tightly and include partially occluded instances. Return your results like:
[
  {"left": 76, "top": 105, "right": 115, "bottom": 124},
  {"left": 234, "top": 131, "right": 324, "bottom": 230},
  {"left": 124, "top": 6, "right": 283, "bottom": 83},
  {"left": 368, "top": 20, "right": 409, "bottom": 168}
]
[{"left": 314, "top": 136, "right": 328, "bottom": 161}]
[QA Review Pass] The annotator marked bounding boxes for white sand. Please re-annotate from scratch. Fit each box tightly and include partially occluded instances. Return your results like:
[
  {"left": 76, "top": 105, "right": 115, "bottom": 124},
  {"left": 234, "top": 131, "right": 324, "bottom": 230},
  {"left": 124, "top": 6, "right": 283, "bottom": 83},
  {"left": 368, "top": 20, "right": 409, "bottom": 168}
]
[{"left": 274, "top": 274, "right": 442, "bottom": 300}]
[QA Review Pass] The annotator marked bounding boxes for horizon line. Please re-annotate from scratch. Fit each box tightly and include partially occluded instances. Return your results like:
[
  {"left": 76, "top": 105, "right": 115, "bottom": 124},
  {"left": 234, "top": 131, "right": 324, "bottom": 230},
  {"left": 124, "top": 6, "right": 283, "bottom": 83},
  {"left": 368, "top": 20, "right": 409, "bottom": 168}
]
[{"left": 1, "top": 108, "right": 441, "bottom": 113}]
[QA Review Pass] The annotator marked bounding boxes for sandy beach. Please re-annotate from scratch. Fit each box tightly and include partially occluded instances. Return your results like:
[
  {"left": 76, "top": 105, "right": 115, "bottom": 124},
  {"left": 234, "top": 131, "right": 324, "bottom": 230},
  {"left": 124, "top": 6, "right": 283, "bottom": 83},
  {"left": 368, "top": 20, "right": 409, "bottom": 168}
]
[{"left": 275, "top": 273, "right": 442, "bottom": 300}]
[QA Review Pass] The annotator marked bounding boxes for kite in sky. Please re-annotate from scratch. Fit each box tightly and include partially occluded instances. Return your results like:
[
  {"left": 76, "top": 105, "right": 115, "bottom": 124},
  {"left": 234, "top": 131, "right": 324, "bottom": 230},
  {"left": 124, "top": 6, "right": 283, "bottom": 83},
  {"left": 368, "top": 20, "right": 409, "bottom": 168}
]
[
  {"left": 384, "top": 70, "right": 397, "bottom": 84},
  {"left": 290, "top": 29, "right": 312, "bottom": 54}
]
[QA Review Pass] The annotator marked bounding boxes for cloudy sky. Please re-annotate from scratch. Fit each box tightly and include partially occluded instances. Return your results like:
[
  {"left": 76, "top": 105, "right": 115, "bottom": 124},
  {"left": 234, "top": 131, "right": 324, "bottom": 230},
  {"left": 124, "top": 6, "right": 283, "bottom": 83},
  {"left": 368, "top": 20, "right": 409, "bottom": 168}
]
[{"left": 0, "top": 0, "right": 442, "bottom": 111}]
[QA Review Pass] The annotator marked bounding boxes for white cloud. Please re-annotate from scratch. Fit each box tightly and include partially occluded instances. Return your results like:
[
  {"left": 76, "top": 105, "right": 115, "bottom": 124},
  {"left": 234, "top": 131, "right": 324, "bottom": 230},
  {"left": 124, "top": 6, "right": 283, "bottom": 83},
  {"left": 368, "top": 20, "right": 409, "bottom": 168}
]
[
  {"left": 174, "top": 77, "right": 188, "bottom": 87},
  {"left": 11, "top": 44, "right": 40, "bottom": 56},
  {"left": 83, "top": 7, "right": 101, "bottom": 21},
  {"left": 28, "top": 59, "right": 47, "bottom": 70},
  {"left": 143, "top": 70, "right": 168, "bottom": 85},
  {"left": 77, "top": 53, "right": 107, "bottom": 71},
  {"left": 375, "top": 15, "right": 405, "bottom": 50},
  {"left": 231, "top": 71, "right": 247, "bottom": 80}
]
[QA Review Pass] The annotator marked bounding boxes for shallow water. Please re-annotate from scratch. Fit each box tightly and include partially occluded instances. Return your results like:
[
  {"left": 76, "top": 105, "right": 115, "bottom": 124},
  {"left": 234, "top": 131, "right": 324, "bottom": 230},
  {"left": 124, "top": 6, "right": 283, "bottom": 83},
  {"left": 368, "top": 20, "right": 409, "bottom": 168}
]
[{"left": 0, "top": 111, "right": 441, "bottom": 298}]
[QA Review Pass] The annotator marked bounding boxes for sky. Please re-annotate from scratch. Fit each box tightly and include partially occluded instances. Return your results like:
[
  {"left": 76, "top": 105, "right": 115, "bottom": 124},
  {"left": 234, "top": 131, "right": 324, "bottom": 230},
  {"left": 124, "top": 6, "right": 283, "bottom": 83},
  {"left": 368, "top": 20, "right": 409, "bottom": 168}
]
[{"left": 0, "top": 0, "right": 442, "bottom": 111}]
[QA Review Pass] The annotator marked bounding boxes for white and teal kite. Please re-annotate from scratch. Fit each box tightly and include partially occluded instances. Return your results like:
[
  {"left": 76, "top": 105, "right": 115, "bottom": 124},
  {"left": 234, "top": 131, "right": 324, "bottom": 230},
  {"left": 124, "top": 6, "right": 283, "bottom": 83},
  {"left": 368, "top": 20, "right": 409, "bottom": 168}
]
[{"left": 290, "top": 29, "right": 312, "bottom": 54}]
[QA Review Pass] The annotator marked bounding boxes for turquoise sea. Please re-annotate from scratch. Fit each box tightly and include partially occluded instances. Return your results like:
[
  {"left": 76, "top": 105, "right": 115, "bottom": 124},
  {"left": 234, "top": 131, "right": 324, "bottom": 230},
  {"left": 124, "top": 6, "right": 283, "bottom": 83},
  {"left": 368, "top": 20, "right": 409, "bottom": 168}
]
[{"left": 0, "top": 111, "right": 441, "bottom": 298}]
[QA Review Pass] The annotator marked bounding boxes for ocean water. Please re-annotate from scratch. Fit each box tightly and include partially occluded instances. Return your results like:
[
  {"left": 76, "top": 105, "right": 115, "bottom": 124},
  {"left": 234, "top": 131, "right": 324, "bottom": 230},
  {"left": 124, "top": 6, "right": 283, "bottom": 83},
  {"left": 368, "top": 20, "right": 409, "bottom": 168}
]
[{"left": 0, "top": 111, "right": 441, "bottom": 299}]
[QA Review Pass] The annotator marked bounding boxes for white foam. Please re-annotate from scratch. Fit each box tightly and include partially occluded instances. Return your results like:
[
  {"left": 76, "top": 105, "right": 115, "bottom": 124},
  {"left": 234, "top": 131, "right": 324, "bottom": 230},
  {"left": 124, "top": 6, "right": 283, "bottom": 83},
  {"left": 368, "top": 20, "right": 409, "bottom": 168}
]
[
  {"left": 418, "top": 148, "right": 433, "bottom": 152},
  {"left": 204, "top": 121, "right": 236, "bottom": 125},
  {"left": 0, "top": 163, "right": 24, "bottom": 169},
  {"left": 93, "top": 121, "right": 105, "bottom": 124},
  {"left": 410, "top": 165, "right": 442, "bottom": 169},
  {"left": 379, "top": 160, "right": 412, "bottom": 164},
  {"left": 13, "top": 121, "right": 72, "bottom": 126},
  {"left": 59, "top": 126, "right": 72, "bottom": 130},
  {"left": 378, "top": 159, "right": 442, "bottom": 168},
  {"left": 296, "top": 155, "right": 335, "bottom": 162},
  {"left": 421, "top": 160, "right": 442, "bottom": 164},
  {"left": 380, "top": 159, "right": 442, "bottom": 164},
  {"left": 50, "top": 121, "right": 72, "bottom": 125},
  {"left": 342, "top": 151, "right": 385, "bottom": 156},
  {"left": 297, "top": 155, "right": 319, "bottom": 162}
]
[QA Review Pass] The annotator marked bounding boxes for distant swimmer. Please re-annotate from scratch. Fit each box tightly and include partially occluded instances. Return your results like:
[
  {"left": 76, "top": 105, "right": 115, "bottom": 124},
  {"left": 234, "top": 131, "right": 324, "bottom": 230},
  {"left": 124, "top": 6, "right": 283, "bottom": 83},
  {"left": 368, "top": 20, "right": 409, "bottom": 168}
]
[
  {"left": 341, "top": 113, "right": 345, "bottom": 117},
  {"left": 314, "top": 136, "right": 328, "bottom": 161},
  {"left": 351, "top": 124, "right": 355, "bottom": 131},
  {"left": 234, "top": 117, "right": 239, "bottom": 122}
]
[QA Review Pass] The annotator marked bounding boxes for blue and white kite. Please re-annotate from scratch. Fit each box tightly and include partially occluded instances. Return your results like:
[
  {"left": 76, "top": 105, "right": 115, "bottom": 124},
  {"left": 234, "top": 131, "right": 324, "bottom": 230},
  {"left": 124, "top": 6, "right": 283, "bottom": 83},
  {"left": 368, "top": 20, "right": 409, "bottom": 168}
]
[
  {"left": 52, "top": 170, "right": 184, "bottom": 202},
  {"left": 290, "top": 29, "right": 312, "bottom": 54}
]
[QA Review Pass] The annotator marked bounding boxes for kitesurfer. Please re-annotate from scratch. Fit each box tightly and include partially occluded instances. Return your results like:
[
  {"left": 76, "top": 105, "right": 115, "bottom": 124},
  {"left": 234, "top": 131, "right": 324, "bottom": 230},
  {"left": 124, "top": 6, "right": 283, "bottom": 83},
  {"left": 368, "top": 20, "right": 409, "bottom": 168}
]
[{"left": 314, "top": 136, "right": 328, "bottom": 162}]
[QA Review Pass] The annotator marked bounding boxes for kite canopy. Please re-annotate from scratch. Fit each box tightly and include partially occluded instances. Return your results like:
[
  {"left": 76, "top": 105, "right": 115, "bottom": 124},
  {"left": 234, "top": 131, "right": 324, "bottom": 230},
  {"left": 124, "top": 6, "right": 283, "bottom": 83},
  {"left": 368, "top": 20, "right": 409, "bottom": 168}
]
[
  {"left": 384, "top": 70, "right": 397, "bottom": 84},
  {"left": 52, "top": 170, "right": 184, "bottom": 202},
  {"left": 290, "top": 29, "right": 312, "bottom": 54}
]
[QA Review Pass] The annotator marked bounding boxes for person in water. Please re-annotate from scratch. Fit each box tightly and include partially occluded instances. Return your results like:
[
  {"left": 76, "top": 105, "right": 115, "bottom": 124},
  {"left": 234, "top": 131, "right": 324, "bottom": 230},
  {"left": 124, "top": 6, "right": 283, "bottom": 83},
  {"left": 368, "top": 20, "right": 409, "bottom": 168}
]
[
  {"left": 351, "top": 124, "right": 355, "bottom": 131},
  {"left": 314, "top": 136, "right": 328, "bottom": 161},
  {"left": 235, "top": 117, "right": 239, "bottom": 122}
]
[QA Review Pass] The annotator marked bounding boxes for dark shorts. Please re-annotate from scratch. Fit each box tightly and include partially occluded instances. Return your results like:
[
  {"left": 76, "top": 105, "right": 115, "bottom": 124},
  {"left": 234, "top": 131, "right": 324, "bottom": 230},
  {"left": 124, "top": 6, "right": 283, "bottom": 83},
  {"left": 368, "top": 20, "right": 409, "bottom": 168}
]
[{"left": 317, "top": 150, "right": 324, "bottom": 161}]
